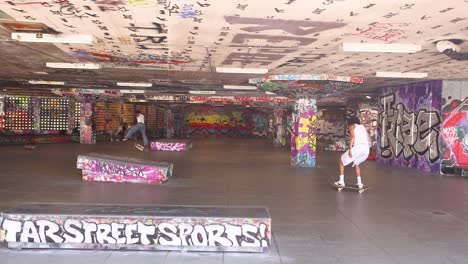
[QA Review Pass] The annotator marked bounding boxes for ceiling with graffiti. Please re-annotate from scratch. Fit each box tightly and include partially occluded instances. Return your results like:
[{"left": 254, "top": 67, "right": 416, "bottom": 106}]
[{"left": 0, "top": 0, "right": 467, "bottom": 100}]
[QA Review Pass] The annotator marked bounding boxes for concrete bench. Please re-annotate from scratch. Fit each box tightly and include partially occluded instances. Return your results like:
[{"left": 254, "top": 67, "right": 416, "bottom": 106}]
[
  {"left": 150, "top": 140, "right": 192, "bottom": 152},
  {"left": 77, "top": 153, "right": 173, "bottom": 184},
  {"left": 0, "top": 203, "right": 271, "bottom": 252}
]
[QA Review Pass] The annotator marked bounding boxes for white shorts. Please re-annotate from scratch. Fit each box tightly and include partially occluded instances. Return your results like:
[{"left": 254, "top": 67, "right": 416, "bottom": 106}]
[{"left": 341, "top": 144, "right": 370, "bottom": 167}]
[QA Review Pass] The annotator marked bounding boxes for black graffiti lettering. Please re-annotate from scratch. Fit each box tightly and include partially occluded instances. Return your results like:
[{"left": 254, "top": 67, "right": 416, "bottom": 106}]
[
  {"left": 196, "top": 1, "right": 210, "bottom": 7},
  {"left": 98, "top": 5, "right": 119, "bottom": 12},
  {"left": 383, "top": 12, "right": 398, "bottom": 18},
  {"left": 132, "top": 35, "right": 167, "bottom": 44},
  {"left": 312, "top": 8, "right": 326, "bottom": 14},
  {"left": 128, "top": 22, "right": 167, "bottom": 34},
  {"left": 225, "top": 16, "right": 346, "bottom": 36}
]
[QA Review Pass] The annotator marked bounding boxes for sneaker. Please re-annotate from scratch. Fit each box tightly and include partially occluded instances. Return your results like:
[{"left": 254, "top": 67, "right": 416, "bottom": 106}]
[
  {"left": 122, "top": 138, "right": 129, "bottom": 142},
  {"left": 357, "top": 183, "right": 364, "bottom": 189},
  {"left": 334, "top": 181, "right": 345, "bottom": 187}
]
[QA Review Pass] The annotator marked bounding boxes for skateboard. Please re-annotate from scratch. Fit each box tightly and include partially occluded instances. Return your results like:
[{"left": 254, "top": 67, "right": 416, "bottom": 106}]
[
  {"left": 134, "top": 143, "right": 144, "bottom": 152},
  {"left": 332, "top": 183, "right": 370, "bottom": 194}
]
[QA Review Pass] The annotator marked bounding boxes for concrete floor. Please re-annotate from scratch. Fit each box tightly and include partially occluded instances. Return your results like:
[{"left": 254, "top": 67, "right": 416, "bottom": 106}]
[{"left": 0, "top": 138, "right": 467, "bottom": 264}]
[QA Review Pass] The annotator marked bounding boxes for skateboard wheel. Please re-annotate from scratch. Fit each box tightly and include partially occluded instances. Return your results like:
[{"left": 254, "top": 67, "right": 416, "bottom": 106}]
[
  {"left": 359, "top": 189, "right": 364, "bottom": 194},
  {"left": 338, "top": 188, "right": 343, "bottom": 192}
]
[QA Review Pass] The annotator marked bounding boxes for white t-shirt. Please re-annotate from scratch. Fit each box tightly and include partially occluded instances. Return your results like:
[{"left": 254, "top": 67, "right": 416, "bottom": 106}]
[
  {"left": 137, "top": 113, "right": 145, "bottom": 124},
  {"left": 353, "top": 124, "right": 369, "bottom": 147}
]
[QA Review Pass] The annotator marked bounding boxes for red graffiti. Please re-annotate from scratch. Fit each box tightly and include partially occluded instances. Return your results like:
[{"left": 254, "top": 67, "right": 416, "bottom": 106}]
[{"left": 353, "top": 23, "right": 407, "bottom": 42}]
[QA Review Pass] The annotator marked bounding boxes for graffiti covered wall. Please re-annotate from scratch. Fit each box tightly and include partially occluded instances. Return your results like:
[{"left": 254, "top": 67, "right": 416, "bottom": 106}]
[
  {"left": 377, "top": 81, "right": 442, "bottom": 173},
  {"left": 184, "top": 106, "right": 270, "bottom": 138},
  {"left": 316, "top": 108, "right": 346, "bottom": 151},
  {"left": 291, "top": 99, "right": 317, "bottom": 167},
  {"left": 440, "top": 79, "right": 468, "bottom": 174}
]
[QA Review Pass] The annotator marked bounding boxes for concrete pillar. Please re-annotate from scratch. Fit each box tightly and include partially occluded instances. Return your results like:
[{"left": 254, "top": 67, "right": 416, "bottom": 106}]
[
  {"left": 80, "top": 101, "right": 95, "bottom": 144},
  {"left": 273, "top": 109, "right": 287, "bottom": 147},
  {"left": 166, "top": 109, "right": 174, "bottom": 139},
  {"left": 291, "top": 99, "right": 317, "bottom": 167},
  {"left": 0, "top": 94, "right": 4, "bottom": 131},
  {"left": 32, "top": 97, "right": 41, "bottom": 132}
]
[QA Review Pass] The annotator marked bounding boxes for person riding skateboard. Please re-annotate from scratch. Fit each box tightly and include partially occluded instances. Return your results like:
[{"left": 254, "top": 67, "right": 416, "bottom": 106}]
[
  {"left": 122, "top": 110, "right": 149, "bottom": 149},
  {"left": 335, "top": 116, "right": 370, "bottom": 189}
]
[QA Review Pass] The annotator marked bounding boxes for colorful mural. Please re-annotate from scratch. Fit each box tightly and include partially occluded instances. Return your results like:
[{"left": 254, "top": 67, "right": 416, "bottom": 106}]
[
  {"left": 251, "top": 74, "right": 363, "bottom": 99},
  {"left": 291, "top": 99, "right": 317, "bottom": 167},
  {"left": 440, "top": 79, "right": 468, "bottom": 174},
  {"left": 377, "top": 81, "right": 442, "bottom": 173},
  {"left": 184, "top": 106, "right": 269, "bottom": 138}
]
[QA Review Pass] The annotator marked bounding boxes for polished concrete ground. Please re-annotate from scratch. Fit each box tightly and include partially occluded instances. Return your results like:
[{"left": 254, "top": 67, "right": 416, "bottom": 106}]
[{"left": 0, "top": 139, "right": 467, "bottom": 264}]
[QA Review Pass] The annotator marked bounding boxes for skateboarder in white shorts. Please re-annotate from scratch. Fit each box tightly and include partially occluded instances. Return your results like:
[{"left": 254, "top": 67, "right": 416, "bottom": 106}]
[{"left": 334, "top": 116, "right": 370, "bottom": 189}]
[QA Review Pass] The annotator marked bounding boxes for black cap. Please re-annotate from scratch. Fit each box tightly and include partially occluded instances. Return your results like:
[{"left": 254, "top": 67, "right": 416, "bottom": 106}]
[
  {"left": 347, "top": 116, "right": 361, "bottom": 125},
  {"left": 134, "top": 110, "right": 141, "bottom": 114}
]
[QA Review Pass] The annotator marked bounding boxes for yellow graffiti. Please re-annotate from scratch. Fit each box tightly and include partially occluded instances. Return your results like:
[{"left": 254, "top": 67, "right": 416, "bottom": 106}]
[
  {"left": 298, "top": 117, "right": 310, "bottom": 133},
  {"left": 295, "top": 115, "right": 317, "bottom": 151},
  {"left": 295, "top": 136, "right": 309, "bottom": 150},
  {"left": 185, "top": 112, "right": 231, "bottom": 125}
]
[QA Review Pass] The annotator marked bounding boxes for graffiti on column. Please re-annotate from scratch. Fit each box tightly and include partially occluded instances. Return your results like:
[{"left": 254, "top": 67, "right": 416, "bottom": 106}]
[
  {"left": 291, "top": 99, "right": 316, "bottom": 167},
  {"left": 378, "top": 91, "right": 441, "bottom": 172},
  {"left": 251, "top": 113, "right": 269, "bottom": 137},
  {"left": 273, "top": 109, "right": 287, "bottom": 147},
  {"left": 0, "top": 94, "right": 4, "bottom": 130},
  {"left": 440, "top": 80, "right": 468, "bottom": 174},
  {"left": 80, "top": 102, "right": 95, "bottom": 144},
  {"left": 166, "top": 109, "right": 174, "bottom": 139}
]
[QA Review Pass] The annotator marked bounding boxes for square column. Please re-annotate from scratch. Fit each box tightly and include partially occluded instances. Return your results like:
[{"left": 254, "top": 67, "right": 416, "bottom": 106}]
[
  {"left": 273, "top": 109, "right": 287, "bottom": 147},
  {"left": 291, "top": 99, "right": 317, "bottom": 167},
  {"left": 80, "top": 102, "right": 95, "bottom": 144}
]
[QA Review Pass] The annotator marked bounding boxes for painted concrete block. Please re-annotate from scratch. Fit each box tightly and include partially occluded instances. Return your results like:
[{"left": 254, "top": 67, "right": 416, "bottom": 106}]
[
  {"left": 0, "top": 204, "right": 271, "bottom": 252},
  {"left": 77, "top": 153, "right": 173, "bottom": 184}
]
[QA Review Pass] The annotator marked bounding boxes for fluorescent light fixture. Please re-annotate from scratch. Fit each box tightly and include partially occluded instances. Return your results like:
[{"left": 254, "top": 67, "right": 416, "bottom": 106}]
[
  {"left": 46, "top": 62, "right": 101, "bottom": 69},
  {"left": 342, "top": 43, "right": 422, "bottom": 53},
  {"left": 375, "top": 71, "right": 428, "bottom": 78},
  {"left": 33, "top": 71, "right": 48, "bottom": 75},
  {"left": 189, "top": 91, "right": 216, "bottom": 95},
  {"left": 216, "top": 67, "right": 268, "bottom": 74},
  {"left": 265, "top": 91, "right": 277, "bottom": 95},
  {"left": 365, "top": 95, "right": 372, "bottom": 99},
  {"left": 116, "top": 82, "right": 152, "bottom": 87},
  {"left": 223, "top": 85, "right": 257, "bottom": 90},
  {"left": 120, "top": 89, "right": 145, "bottom": 94},
  {"left": 12, "top": 33, "right": 94, "bottom": 44},
  {"left": 28, "top": 80, "right": 65, "bottom": 85}
]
